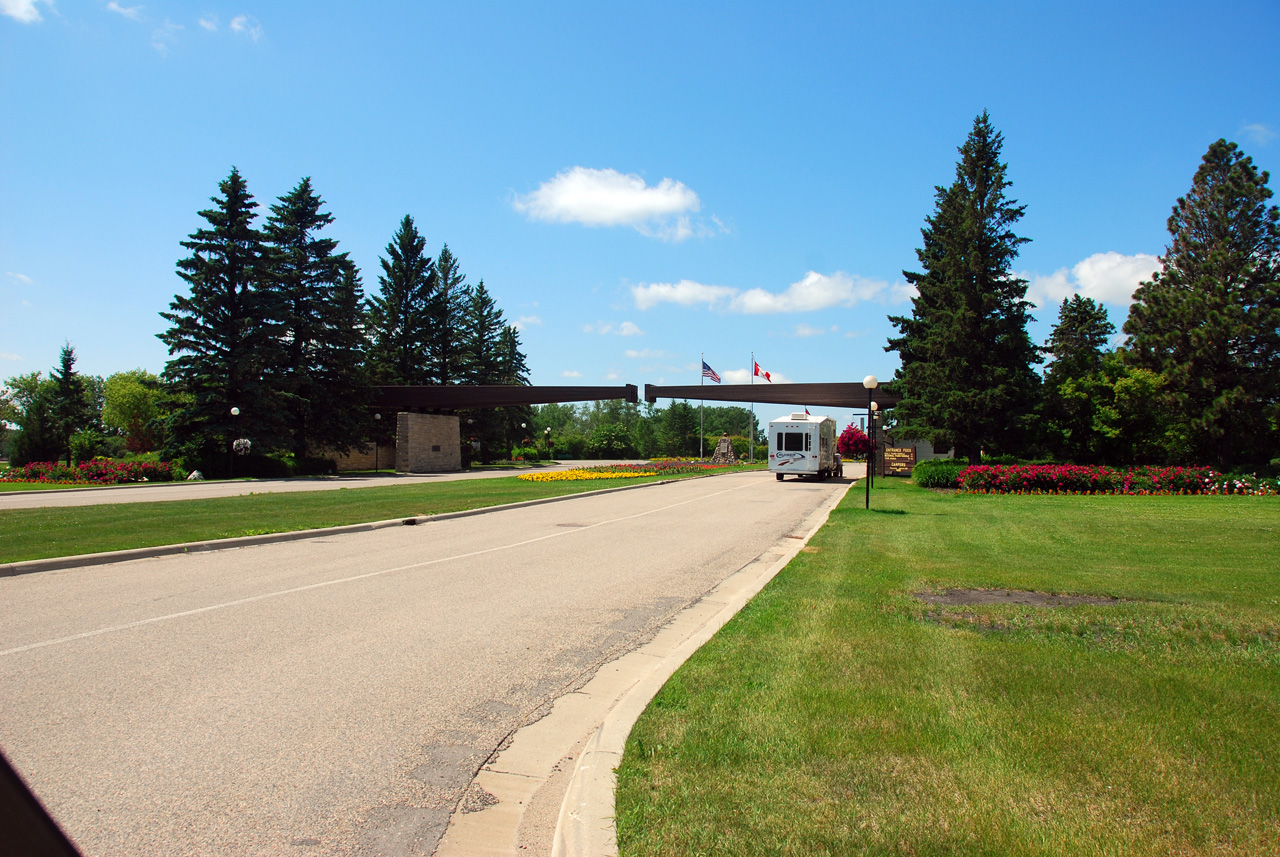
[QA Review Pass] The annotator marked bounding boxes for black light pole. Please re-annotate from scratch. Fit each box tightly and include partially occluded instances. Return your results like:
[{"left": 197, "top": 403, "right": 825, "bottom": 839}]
[
  {"left": 229, "top": 406, "right": 240, "bottom": 480},
  {"left": 544, "top": 426, "right": 551, "bottom": 459},
  {"left": 374, "top": 413, "right": 382, "bottom": 472},
  {"left": 863, "top": 375, "right": 878, "bottom": 509}
]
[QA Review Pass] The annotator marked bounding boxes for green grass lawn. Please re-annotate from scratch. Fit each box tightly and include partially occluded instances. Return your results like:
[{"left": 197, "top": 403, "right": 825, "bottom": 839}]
[
  {"left": 616, "top": 479, "right": 1280, "bottom": 856},
  {"left": 0, "top": 470, "right": 734, "bottom": 563}
]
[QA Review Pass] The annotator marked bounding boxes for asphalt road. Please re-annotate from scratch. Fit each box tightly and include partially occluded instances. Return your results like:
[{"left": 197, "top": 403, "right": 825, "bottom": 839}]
[{"left": 0, "top": 470, "right": 850, "bottom": 856}]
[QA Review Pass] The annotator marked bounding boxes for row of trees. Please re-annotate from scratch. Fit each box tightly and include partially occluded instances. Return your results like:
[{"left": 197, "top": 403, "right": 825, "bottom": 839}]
[
  {"left": 888, "top": 113, "right": 1279, "bottom": 469},
  {"left": 156, "top": 169, "right": 530, "bottom": 474},
  {"left": 529, "top": 400, "right": 763, "bottom": 460},
  {"left": 1, "top": 346, "right": 166, "bottom": 466}
]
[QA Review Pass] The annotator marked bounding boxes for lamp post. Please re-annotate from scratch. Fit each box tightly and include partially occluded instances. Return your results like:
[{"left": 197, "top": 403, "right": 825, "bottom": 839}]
[
  {"left": 229, "top": 406, "right": 240, "bottom": 480},
  {"left": 544, "top": 426, "right": 552, "bottom": 459},
  {"left": 374, "top": 413, "right": 381, "bottom": 472},
  {"left": 863, "top": 375, "right": 878, "bottom": 509}
]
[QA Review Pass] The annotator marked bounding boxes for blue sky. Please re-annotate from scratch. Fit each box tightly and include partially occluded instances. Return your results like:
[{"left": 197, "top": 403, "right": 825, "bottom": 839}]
[{"left": 3, "top": 1, "right": 1277, "bottom": 419}]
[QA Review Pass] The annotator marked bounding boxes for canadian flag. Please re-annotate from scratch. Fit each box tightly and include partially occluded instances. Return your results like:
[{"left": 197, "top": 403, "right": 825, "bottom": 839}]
[{"left": 753, "top": 361, "right": 771, "bottom": 382}]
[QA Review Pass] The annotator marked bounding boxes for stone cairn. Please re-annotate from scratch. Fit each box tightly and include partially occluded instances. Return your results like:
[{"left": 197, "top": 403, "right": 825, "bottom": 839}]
[{"left": 710, "top": 433, "right": 737, "bottom": 465}]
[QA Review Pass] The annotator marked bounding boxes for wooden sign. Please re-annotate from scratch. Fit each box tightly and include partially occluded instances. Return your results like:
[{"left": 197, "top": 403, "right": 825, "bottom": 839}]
[{"left": 883, "top": 445, "right": 916, "bottom": 476}]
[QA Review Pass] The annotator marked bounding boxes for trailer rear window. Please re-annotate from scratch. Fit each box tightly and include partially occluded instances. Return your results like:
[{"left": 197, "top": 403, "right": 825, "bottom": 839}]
[{"left": 779, "top": 432, "right": 806, "bottom": 451}]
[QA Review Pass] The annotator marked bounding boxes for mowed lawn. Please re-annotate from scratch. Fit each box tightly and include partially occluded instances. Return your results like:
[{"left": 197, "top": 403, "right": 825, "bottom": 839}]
[{"left": 616, "top": 479, "right": 1280, "bottom": 856}]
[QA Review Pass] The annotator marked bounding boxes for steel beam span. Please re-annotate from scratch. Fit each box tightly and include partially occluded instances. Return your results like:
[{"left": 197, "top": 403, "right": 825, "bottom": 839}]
[
  {"left": 375, "top": 384, "right": 638, "bottom": 410},
  {"left": 644, "top": 383, "right": 900, "bottom": 409}
]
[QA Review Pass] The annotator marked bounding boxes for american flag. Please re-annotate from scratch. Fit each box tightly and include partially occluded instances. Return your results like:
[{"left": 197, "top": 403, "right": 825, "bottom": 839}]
[{"left": 702, "top": 361, "right": 721, "bottom": 383}]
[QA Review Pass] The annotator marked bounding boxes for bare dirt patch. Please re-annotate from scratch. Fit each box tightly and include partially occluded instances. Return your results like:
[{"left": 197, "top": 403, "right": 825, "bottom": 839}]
[{"left": 915, "top": 589, "right": 1121, "bottom": 607}]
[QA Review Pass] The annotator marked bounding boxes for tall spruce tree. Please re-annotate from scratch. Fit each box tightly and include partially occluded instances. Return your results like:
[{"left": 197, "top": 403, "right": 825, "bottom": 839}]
[
  {"left": 496, "top": 323, "right": 532, "bottom": 457},
  {"left": 429, "top": 243, "right": 470, "bottom": 385},
  {"left": 1124, "top": 139, "right": 1280, "bottom": 467},
  {"left": 159, "top": 168, "right": 285, "bottom": 472},
  {"left": 1040, "top": 296, "right": 1116, "bottom": 462},
  {"left": 263, "top": 178, "right": 372, "bottom": 460},
  {"left": 458, "top": 279, "right": 509, "bottom": 460},
  {"left": 50, "top": 342, "right": 89, "bottom": 465},
  {"left": 886, "top": 112, "right": 1040, "bottom": 464},
  {"left": 366, "top": 215, "right": 436, "bottom": 385}
]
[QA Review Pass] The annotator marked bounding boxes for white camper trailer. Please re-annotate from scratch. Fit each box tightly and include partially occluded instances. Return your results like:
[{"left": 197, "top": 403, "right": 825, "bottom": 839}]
[{"left": 768, "top": 413, "right": 838, "bottom": 481}]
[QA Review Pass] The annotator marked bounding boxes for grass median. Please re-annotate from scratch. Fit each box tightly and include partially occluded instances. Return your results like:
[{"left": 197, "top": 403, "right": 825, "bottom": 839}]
[
  {"left": 0, "top": 469, "right": 741, "bottom": 564},
  {"left": 616, "top": 479, "right": 1280, "bottom": 856}
]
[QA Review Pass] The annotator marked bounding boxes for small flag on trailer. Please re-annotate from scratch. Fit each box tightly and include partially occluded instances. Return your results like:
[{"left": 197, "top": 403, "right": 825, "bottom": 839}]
[
  {"left": 754, "top": 361, "right": 771, "bottom": 382},
  {"left": 702, "top": 361, "right": 721, "bottom": 383}
]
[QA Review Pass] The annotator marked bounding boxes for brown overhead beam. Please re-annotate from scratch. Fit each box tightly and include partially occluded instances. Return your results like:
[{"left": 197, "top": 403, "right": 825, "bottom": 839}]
[
  {"left": 644, "top": 382, "right": 901, "bottom": 410},
  {"left": 374, "top": 384, "right": 638, "bottom": 410}
]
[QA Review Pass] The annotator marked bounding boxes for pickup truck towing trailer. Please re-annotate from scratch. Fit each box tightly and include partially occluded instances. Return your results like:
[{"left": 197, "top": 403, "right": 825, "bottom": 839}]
[{"left": 768, "top": 412, "right": 838, "bottom": 481}]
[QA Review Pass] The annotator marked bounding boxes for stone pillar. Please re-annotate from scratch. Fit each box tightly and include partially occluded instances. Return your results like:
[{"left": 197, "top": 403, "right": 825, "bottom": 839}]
[{"left": 396, "top": 413, "right": 462, "bottom": 473}]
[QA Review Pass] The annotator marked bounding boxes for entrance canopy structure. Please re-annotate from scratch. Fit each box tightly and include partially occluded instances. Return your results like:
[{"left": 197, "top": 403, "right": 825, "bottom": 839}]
[
  {"left": 375, "top": 384, "right": 638, "bottom": 410},
  {"left": 643, "top": 382, "right": 901, "bottom": 410}
]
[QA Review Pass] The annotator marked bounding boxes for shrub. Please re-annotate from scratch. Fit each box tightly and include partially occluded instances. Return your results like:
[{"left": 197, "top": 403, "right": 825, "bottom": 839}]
[{"left": 912, "top": 458, "right": 966, "bottom": 488}]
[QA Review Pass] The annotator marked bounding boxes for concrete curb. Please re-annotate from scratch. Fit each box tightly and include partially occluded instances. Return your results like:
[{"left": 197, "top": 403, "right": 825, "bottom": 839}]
[
  {"left": 0, "top": 476, "right": 707, "bottom": 578},
  {"left": 431, "top": 478, "right": 853, "bottom": 857}
]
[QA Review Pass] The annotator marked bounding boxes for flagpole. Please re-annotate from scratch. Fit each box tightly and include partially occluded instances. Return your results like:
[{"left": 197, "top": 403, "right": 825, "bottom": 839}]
[
  {"left": 700, "top": 352, "right": 704, "bottom": 460},
  {"left": 749, "top": 351, "right": 754, "bottom": 462}
]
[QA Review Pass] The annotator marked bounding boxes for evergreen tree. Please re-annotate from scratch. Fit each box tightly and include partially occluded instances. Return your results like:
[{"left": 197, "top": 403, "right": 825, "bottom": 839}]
[
  {"left": 263, "top": 178, "right": 372, "bottom": 460},
  {"left": 496, "top": 324, "right": 532, "bottom": 457},
  {"left": 458, "top": 279, "right": 509, "bottom": 459},
  {"left": 50, "top": 343, "right": 90, "bottom": 465},
  {"left": 886, "top": 112, "right": 1041, "bottom": 464},
  {"left": 1124, "top": 139, "right": 1280, "bottom": 467},
  {"left": 366, "top": 215, "right": 436, "bottom": 385},
  {"left": 461, "top": 279, "right": 506, "bottom": 385},
  {"left": 430, "top": 243, "right": 470, "bottom": 385},
  {"left": 1040, "top": 296, "right": 1116, "bottom": 462},
  {"left": 159, "top": 168, "right": 285, "bottom": 472},
  {"left": 661, "top": 400, "right": 699, "bottom": 457},
  {"left": 1044, "top": 296, "right": 1115, "bottom": 386}
]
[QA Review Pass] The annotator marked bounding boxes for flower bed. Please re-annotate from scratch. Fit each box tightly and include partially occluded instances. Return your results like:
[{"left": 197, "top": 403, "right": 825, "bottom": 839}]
[
  {"left": 957, "top": 464, "right": 1278, "bottom": 496},
  {"left": 517, "top": 460, "right": 734, "bottom": 482},
  {"left": 0, "top": 460, "right": 177, "bottom": 485}
]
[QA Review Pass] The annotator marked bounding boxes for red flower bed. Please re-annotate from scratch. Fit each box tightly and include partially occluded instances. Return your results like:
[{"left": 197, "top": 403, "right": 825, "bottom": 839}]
[
  {"left": 957, "top": 464, "right": 1277, "bottom": 496},
  {"left": 1, "top": 460, "right": 177, "bottom": 485}
]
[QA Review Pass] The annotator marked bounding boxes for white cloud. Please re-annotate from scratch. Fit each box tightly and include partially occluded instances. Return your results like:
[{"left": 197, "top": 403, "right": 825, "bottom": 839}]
[
  {"left": 583, "top": 321, "right": 644, "bottom": 336},
  {"left": 1, "top": 0, "right": 51, "bottom": 24},
  {"left": 0, "top": 351, "right": 21, "bottom": 361},
  {"left": 512, "top": 167, "right": 707, "bottom": 242},
  {"left": 632, "top": 271, "right": 912, "bottom": 315},
  {"left": 151, "top": 18, "right": 182, "bottom": 54},
  {"left": 1240, "top": 123, "right": 1276, "bottom": 146},
  {"left": 561, "top": 370, "right": 583, "bottom": 378},
  {"left": 1025, "top": 251, "right": 1160, "bottom": 308},
  {"left": 794, "top": 323, "right": 837, "bottom": 337},
  {"left": 230, "top": 14, "right": 262, "bottom": 40},
  {"left": 198, "top": 13, "right": 216, "bottom": 30},
  {"left": 624, "top": 348, "right": 667, "bottom": 359},
  {"left": 5, "top": 271, "right": 33, "bottom": 284},
  {"left": 512, "top": 314, "right": 542, "bottom": 331},
  {"left": 720, "top": 368, "right": 793, "bottom": 385},
  {"left": 604, "top": 371, "right": 620, "bottom": 380},
  {"left": 106, "top": 1, "right": 142, "bottom": 20}
]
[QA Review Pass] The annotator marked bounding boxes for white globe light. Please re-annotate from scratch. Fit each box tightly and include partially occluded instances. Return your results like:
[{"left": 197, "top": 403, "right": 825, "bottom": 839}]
[
  {"left": 863, "top": 375, "right": 879, "bottom": 389},
  {"left": 230, "top": 407, "right": 240, "bottom": 416}
]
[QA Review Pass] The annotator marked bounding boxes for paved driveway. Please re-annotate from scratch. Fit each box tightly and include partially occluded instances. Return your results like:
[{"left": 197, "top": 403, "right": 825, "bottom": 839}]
[{"left": 0, "top": 470, "right": 849, "bottom": 856}]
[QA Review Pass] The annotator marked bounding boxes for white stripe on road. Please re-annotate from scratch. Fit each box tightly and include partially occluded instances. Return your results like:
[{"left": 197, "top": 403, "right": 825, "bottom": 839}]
[{"left": 2, "top": 478, "right": 763, "bottom": 657}]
